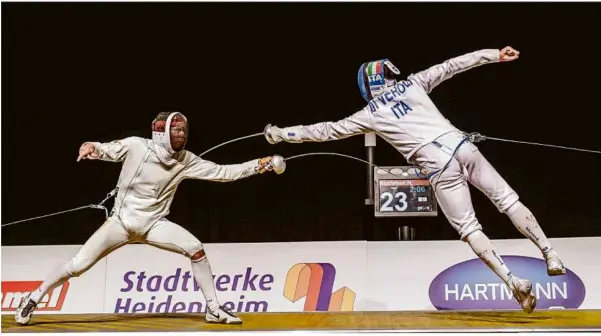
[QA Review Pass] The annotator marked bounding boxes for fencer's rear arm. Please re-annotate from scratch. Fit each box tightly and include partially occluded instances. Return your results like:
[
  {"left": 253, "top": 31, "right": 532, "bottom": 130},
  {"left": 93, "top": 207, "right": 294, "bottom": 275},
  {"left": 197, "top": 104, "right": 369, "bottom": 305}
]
[
  {"left": 410, "top": 49, "right": 501, "bottom": 94},
  {"left": 276, "top": 109, "right": 374, "bottom": 143},
  {"left": 183, "top": 155, "right": 259, "bottom": 182},
  {"left": 84, "top": 137, "right": 132, "bottom": 162}
]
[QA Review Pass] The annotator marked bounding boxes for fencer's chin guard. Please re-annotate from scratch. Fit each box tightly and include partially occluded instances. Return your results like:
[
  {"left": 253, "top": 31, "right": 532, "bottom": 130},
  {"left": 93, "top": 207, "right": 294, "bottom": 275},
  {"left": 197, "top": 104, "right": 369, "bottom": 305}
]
[
  {"left": 152, "top": 112, "right": 189, "bottom": 153},
  {"left": 269, "top": 155, "right": 286, "bottom": 174},
  {"left": 357, "top": 59, "right": 401, "bottom": 102}
]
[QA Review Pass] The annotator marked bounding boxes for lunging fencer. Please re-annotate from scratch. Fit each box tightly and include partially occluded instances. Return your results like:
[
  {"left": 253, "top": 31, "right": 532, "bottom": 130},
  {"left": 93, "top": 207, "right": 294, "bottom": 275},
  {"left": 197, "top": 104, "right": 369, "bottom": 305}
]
[
  {"left": 16, "top": 112, "right": 286, "bottom": 326},
  {"left": 263, "top": 47, "right": 565, "bottom": 313}
]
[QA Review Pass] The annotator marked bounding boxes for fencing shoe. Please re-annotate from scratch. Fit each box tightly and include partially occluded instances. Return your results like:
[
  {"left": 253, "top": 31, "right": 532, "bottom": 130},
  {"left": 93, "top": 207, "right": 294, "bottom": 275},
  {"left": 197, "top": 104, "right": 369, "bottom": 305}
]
[
  {"left": 15, "top": 293, "right": 37, "bottom": 326},
  {"left": 205, "top": 305, "right": 242, "bottom": 324},
  {"left": 544, "top": 249, "right": 566, "bottom": 276},
  {"left": 508, "top": 276, "right": 537, "bottom": 313}
]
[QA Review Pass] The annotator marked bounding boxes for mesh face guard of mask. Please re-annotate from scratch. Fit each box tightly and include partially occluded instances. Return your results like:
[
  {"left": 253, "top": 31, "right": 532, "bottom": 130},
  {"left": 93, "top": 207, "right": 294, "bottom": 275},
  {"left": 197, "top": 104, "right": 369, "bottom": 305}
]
[{"left": 151, "top": 112, "right": 189, "bottom": 152}]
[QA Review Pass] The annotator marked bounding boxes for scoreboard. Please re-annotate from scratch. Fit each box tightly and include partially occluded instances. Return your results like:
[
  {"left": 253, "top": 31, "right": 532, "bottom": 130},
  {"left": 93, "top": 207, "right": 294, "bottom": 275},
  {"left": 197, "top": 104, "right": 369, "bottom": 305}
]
[{"left": 373, "top": 166, "right": 438, "bottom": 217}]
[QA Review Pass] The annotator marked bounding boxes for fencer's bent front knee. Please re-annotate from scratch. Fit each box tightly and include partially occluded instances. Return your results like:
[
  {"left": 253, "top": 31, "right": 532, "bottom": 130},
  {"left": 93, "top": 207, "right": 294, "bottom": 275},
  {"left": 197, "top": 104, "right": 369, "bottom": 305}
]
[
  {"left": 181, "top": 240, "right": 205, "bottom": 260},
  {"left": 486, "top": 182, "right": 519, "bottom": 213},
  {"left": 459, "top": 221, "right": 483, "bottom": 241},
  {"left": 464, "top": 229, "right": 484, "bottom": 243},
  {"left": 505, "top": 200, "right": 524, "bottom": 216},
  {"left": 496, "top": 191, "right": 520, "bottom": 214}
]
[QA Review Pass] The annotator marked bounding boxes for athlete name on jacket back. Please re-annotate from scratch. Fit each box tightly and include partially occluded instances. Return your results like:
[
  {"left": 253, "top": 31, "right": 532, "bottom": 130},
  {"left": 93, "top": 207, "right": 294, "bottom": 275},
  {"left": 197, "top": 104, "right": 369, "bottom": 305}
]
[{"left": 367, "top": 79, "right": 414, "bottom": 118}]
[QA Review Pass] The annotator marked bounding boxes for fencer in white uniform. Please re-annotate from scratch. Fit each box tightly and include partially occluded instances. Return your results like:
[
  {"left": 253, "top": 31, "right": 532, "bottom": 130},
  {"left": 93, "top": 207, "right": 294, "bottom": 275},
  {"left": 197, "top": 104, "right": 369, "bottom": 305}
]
[
  {"left": 16, "top": 112, "right": 285, "bottom": 325},
  {"left": 264, "top": 47, "right": 566, "bottom": 313}
]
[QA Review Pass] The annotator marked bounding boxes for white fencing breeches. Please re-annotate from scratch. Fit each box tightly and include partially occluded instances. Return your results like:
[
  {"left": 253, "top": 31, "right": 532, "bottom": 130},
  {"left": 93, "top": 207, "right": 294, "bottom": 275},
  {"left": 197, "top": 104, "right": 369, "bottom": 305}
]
[
  {"left": 144, "top": 219, "right": 204, "bottom": 258},
  {"left": 412, "top": 132, "right": 520, "bottom": 240},
  {"left": 67, "top": 217, "right": 203, "bottom": 277}
]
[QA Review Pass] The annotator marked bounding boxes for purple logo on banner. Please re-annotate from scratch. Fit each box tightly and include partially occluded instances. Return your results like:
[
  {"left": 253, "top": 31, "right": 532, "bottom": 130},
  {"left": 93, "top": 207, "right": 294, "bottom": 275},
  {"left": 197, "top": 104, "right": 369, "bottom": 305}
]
[{"left": 428, "top": 256, "right": 586, "bottom": 310}]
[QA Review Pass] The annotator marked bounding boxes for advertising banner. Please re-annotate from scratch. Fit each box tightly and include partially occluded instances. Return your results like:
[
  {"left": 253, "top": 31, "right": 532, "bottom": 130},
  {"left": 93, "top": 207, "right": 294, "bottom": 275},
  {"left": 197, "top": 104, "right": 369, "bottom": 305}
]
[
  {"left": 366, "top": 237, "right": 601, "bottom": 311},
  {"left": 2, "top": 238, "right": 599, "bottom": 315},
  {"left": 102, "top": 241, "right": 367, "bottom": 314}
]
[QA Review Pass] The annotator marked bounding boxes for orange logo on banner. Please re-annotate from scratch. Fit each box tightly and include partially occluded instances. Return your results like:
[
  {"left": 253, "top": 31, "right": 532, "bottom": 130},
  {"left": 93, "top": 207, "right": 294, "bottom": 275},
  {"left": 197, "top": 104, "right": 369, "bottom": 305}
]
[
  {"left": 1, "top": 281, "right": 70, "bottom": 311},
  {"left": 283, "top": 263, "right": 355, "bottom": 312}
]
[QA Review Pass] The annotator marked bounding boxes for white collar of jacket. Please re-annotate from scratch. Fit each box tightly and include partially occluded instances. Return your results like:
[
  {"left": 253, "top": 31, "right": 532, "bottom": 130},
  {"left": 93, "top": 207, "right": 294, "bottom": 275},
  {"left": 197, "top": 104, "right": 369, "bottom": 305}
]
[{"left": 151, "top": 141, "right": 180, "bottom": 166}]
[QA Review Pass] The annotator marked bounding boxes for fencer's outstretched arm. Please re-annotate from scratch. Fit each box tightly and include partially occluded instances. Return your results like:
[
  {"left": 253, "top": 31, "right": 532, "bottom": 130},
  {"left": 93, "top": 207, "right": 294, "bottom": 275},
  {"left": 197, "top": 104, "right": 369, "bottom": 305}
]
[
  {"left": 410, "top": 46, "right": 519, "bottom": 94},
  {"left": 77, "top": 137, "right": 132, "bottom": 162},
  {"left": 183, "top": 155, "right": 272, "bottom": 182},
  {"left": 265, "top": 109, "right": 373, "bottom": 144}
]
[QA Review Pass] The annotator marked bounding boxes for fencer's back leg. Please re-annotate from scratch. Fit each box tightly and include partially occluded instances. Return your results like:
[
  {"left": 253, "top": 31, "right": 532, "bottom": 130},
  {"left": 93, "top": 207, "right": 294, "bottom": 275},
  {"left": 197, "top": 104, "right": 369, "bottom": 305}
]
[
  {"left": 16, "top": 219, "right": 130, "bottom": 326},
  {"left": 68, "top": 219, "right": 131, "bottom": 277}
]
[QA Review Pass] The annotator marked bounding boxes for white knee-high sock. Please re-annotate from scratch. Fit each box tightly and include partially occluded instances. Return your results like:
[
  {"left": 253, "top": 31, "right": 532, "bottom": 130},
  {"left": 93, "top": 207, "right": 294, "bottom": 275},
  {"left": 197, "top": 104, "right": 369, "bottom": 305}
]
[
  {"left": 30, "top": 263, "right": 72, "bottom": 303},
  {"left": 465, "top": 231, "right": 514, "bottom": 284},
  {"left": 191, "top": 256, "right": 220, "bottom": 311},
  {"left": 507, "top": 201, "right": 553, "bottom": 254}
]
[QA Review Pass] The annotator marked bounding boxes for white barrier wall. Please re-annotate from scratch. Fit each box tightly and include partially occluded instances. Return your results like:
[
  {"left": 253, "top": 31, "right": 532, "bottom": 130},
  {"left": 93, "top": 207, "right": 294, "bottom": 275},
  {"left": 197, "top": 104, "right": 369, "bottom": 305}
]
[{"left": 2, "top": 237, "right": 600, "bottom": 315}]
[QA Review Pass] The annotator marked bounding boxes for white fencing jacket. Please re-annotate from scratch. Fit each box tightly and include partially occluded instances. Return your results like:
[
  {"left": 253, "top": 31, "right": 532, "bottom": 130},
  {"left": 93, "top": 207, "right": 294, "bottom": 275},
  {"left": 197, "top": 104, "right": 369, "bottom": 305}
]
[
  {"left": 275, "top": 49, "right": 501, "bottom": 160},
  {"left": 86, "top": 136, "right": 260, "bottom": 234}
]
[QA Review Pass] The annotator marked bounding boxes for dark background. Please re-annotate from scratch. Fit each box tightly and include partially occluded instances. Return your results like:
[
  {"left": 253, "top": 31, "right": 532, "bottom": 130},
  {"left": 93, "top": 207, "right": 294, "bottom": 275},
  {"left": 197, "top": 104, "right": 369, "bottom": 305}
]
[{"left": 2, "top": 3, "right": 600, "bottom": 246}]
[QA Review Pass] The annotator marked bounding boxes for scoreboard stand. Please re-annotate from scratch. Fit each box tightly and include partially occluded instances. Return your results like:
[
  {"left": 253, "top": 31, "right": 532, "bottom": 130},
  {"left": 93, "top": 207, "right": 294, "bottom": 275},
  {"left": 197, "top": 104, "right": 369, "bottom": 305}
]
[{"left": 364, "top": 133, "right": 438, "bottom": 241}]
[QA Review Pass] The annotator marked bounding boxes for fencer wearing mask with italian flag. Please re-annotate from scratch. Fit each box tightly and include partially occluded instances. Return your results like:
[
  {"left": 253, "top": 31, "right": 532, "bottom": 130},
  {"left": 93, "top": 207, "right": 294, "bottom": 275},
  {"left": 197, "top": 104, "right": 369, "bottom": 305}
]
[
  {"left": 263, "top": 47, "right": 566, "bottom": 314},
  {"left": 16, "top": 111, "right": 286, "bottom": 326}
]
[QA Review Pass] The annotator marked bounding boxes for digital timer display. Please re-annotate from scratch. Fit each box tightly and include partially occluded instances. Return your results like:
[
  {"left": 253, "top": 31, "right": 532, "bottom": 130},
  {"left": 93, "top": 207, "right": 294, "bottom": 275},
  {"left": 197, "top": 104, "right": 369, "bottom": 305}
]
[{"left": 373, "top": 167, "right": 438, "bottom": 217}]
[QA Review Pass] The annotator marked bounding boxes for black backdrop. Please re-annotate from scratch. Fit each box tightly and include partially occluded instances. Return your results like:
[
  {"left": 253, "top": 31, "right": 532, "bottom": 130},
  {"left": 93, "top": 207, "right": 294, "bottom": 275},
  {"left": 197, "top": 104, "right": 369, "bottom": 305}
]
[{"left": 2, "top": 2, "right": 600, "bottom": 246}]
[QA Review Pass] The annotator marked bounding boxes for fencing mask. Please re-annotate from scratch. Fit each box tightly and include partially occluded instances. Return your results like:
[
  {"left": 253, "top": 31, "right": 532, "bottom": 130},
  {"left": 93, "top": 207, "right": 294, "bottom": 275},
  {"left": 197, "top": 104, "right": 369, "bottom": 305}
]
[
  {"left": 357, "top": 59, "right": 401, "bottom": 102},
  {"left": 151, "top": 112, "right": 189, "bottom": 153}
]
